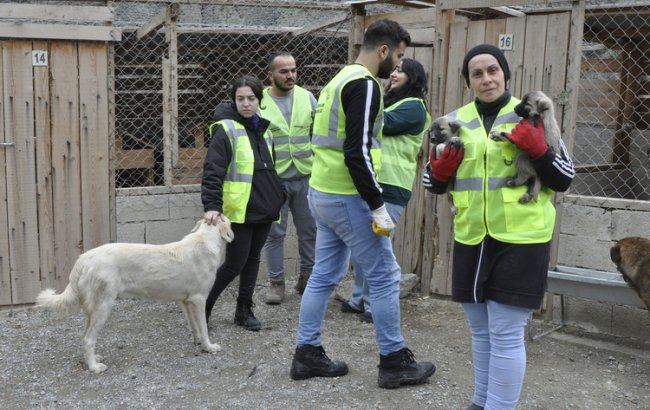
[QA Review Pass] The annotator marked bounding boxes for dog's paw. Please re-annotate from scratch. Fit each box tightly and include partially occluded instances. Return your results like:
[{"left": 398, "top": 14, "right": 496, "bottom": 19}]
[
  {"left": 518, "top": 193, "right": 533, "bottom": 204},
  {"left": 89, "top": 362, "right": 108, "bottom": 373},
  {"left": 203, "top": 342, "right": 221, "bottom": 353},
  {"left": 489, "top": 130, "right": 507, "bottom": 141}
]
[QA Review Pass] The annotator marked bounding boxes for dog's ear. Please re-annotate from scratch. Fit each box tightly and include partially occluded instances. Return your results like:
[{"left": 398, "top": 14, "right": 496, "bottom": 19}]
[
  {"left": 191, "top": 220, "right": 202, "bottom": 233},
  {"left": 449, "top": 120, "right": 461, "bottom": 135},
  {"left": 218, "top": 217, "right": 235, "bottom": 243}
]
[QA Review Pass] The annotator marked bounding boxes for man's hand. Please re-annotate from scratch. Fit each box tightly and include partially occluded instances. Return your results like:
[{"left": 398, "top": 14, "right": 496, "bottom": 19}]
[
  {"left": 371, "top": 205, "right": 394, "bottom": 236},
  {"left": 502, "top": 119, "right": 548, "bottom": 160},
  {"left": 429, "top": 144, "right": 464, "bottom": 183},
  {"left": 204, "top": 210, "right": 221, "bottom": 225}
]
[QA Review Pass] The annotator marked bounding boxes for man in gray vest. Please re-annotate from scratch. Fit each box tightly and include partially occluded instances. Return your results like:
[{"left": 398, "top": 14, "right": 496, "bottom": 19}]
[{"left": 260, "top": 51, "right": 317, "bottom": 304}]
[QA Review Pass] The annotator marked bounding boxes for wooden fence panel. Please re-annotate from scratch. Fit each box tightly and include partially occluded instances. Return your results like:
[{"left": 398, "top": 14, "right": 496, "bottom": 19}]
[
  {"left": 3, "top": 41, "right": 40, "bottom": 304},
  {"left": 505, "top": 16, "right": 527, "bottom": 98},
  {"left": 543, "top": 12, "right": 571, "bottom": 126},
  {"left": 33, "top": 39, "right": 56, "bottom": 291},
  {"left": 522, "top": 14, "right": 548, "bottom": 93},
  {"left": 0, "top": 42, "right": 9, "bottom": 304},
  {"left": 79, "top": 43, "right": 111, "bottom": 252},
  {"left": 50, "top": 41, "right": 82, "bottom": 290}
]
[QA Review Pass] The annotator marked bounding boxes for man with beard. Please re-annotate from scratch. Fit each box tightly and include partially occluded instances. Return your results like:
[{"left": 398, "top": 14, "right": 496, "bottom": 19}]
[
  {"left": 260, "top": 52, "right": 317, "bottom": 305},
  {"left": 289, "top": 19, "right": 436, "bottom": 389}
]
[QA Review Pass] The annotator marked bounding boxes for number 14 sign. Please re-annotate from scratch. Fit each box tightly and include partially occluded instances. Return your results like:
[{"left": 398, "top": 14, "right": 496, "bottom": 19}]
[
  {"left": 498, "top": 34, "right": 514, "bottom": 51},
  {"left": 32, "top": 50, "right": 48, "bottom": 66}
]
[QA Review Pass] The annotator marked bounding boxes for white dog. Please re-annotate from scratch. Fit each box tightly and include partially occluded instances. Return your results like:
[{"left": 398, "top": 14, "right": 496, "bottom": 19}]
[{"left": 36, "top": 217, "right": 234, "bottom": 373}]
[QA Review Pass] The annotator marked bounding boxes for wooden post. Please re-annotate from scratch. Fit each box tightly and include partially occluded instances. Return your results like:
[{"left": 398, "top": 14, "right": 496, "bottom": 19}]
[
  {"left": 163, "top": 3, "right": 179, "bottom": 187},
  {"left": 348, "top": 4, "right": 365, "bottom": 63}
]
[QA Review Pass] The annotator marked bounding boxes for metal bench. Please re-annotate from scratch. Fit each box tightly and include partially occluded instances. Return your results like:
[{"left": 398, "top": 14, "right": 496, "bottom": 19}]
[{"left": 529, "top": 265, "right": 645, "bottom": 340}]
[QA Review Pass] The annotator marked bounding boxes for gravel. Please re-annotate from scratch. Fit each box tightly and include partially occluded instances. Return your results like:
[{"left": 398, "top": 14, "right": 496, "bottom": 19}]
[{"left": 2, "top": 275, "right": 649, "bottom": 409}]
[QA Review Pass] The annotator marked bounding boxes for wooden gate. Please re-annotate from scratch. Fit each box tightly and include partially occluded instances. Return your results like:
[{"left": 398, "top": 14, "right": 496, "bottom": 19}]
[{"left": 0, "top": 4, "right": 120, "bottom": 306}]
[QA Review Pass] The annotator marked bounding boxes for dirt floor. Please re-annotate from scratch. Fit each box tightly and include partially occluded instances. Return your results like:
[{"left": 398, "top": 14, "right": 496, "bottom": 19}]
[{"left": 2, "top": 275, "right": 649, "bottom": 409}]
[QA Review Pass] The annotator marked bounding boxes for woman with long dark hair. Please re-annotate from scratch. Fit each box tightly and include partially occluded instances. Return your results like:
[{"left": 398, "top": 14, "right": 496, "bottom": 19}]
[{"left": 202, "top": 75, "right": 285, "bottom": 331}]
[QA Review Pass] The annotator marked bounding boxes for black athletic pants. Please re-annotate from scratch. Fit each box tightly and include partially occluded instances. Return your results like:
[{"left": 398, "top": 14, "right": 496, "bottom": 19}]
[{"left": 205, "top": 221, "right": 272, "bottom": 318}]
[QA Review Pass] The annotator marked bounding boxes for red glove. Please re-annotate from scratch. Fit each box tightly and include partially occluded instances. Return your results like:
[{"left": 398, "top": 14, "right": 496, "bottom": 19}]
[
  {"left": 429, "top": 144, "right": 464, "bottom": 183},
  {"left": 504, "top": 119, "right": 548, "bottom": 160}
]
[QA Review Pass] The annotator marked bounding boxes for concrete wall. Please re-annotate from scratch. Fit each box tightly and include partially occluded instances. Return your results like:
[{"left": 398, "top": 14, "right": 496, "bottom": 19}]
[{"left": 554, "top": 195, "right": 650, "bottom": 340}]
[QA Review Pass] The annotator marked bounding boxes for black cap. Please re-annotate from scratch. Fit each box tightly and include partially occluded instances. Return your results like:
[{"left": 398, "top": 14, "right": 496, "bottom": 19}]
[{"left": 461, "top": 44, "right": 511, "bottom": 87}]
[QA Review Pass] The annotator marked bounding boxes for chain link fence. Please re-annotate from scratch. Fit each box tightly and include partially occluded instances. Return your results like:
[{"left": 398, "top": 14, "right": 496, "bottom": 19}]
[
  {"left": 572, "top": 4, "right": 650, "bottom": 200},
  {"left": 111, "top": 0, "right": 357, "bottom": 188}
]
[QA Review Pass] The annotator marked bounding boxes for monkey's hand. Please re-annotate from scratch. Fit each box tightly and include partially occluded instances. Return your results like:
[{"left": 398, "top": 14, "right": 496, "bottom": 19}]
[{"left": 499, "top": 119, "right": 548, "bottom": 160}]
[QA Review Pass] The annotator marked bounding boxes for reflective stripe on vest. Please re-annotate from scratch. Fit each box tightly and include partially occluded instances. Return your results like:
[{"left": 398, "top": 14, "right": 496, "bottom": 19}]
[
  {"left": 377, "top": 97, "right": 431, "bottom": 191},
  {"left": 207, "top": 119, "right": 273, "bottom": 223},
  {"left": 260, "top": 86, "right": 313, "bottom": 175},
  {"left": 310, "top": 65, "right": 383, "bottom": 195},
  {"left": 448, "top": 98, "right": 556, "bottom": 245}
]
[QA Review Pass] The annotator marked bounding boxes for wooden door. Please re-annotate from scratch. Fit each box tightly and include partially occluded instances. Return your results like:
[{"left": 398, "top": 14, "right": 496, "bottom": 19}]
[{"left": 0, "top": 40, "right": 111, "bottom": 306}]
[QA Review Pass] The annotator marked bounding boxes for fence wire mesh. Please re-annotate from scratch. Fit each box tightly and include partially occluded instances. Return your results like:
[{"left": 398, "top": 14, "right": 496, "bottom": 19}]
[
  {"left": 111, "top": 0, "right": 353, "bottom": 188},
  {"left": 573, "top": 5, "right": 650, "bottom": 200}
]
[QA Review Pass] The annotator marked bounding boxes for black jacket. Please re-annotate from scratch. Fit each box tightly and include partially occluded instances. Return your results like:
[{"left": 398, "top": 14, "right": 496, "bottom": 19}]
[{"left": 201, "top": 102, "right": 285, "bottom": 224}]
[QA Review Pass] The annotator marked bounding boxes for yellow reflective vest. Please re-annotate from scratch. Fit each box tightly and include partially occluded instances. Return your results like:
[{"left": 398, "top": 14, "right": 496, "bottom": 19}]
[
  {"left": 207, "top": 119, "right": 273, "bottom": 224},
  {"left": 448, "top": 98, "right": 556, "bottom": 245},
  {"left": 259, "top": 86, "right": 313, "bottom": 175},
  {"left": 310, "top": 64, "right": 383, "bottom": 195},
  {"left": 377, "top": 97, "right": 431, "bottom": 191}
]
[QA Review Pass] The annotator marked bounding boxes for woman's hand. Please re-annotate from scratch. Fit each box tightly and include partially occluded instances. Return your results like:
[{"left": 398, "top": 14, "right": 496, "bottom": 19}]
[
  {"left": 429, "top": 144, "right": 464, "bottom": 183},
  {"left": 204, "top": 211, "right": 221, "bottom": 225},
  {"left": 503, "top": 119, "right": 548, "bottom": 160}
]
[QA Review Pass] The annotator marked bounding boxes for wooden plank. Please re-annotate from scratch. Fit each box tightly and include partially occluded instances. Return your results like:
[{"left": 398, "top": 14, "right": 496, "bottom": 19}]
[
  {"left": 543, "top": 12, "right": 570, "bottom": 128},
  {"left": 464, "top": 20, "right": 488, "bottom": 103},
  {"left": 108, "top": 46, "right": 117, "bottom": 242},
  {"left": 163, "top": 9, "right": 178, "bottom": 187},
  {"left": 484, "top": 18, "right": 506, "bottom": 45},
  {"left": 551, "top": 0, "right": 585, "bottom": 277},
  {"left": 504, "top": 16, "right": 526, "bottom": 98},
  {"left": 521, "top": 14, "right": 548, "bottom": 94},
  {"left": 0, "top": 4, "right": 113, "bottom": 21},
  {"left": 33, "top": 40, "right": 56, "bottom": 291},
  {"left": 50, "top": 42, "right": 82, "bottom": 290},
  {"left": 79, "top": 43, "right": 111, "bottom": 252},
  {"left": 348, "top": 7, "right": 365, "bottom": 63},
  {"left": 0, "top": 23, "right": 121, "bottom": 42},
  {"left": 137, "top": 3, "right": 179, "bottom": 39},
  {"left": 0, "top": 41, "right": 10, "bottom": 305},
  {"left": 408, "top": 27, "right": 436, "bottom": 45},
  {"left": 439, "top": 0, "right": 568, "bottom": 9},
  {"left": 364, "top": 7, "right": 436, "bottom": 27},
  {"left": 3, "top": 41, "right": 40, "bottom": 304},
  {"left": 444, "top": 21, "right": 468, "bottom": 114}
]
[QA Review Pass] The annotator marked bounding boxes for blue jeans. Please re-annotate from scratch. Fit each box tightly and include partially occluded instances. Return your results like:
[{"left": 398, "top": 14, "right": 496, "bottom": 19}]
[
  {"left": 348, "top": 202, "right": 405, "bottom": 313},
  {"left": 263, "top": 176, "right": 316, "bottom": 279},
  {"left": 462, "top": 301, "right": 532, "bottom": 410},
  {"left": 296, "top": 188, "right": 404, "bottom": 355}
]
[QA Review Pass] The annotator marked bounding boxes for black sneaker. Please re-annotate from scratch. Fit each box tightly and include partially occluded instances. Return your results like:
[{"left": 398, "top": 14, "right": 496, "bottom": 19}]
[
  {"left": 359, "top": 311, "right": 373, "bottom": 323},
  {"left": 290, "top": 345, "right": 349, "bottom": 380},
  {"left": 340, "top": 301, "right": 364, "bottom": 314},
  {"left": 465, "top": 404, "right": 484, "bottom": 410},
  {"left": 234, "top": 299, "right": 261, "bottom": 331},
  {"left": 377, "top": 347, "right": 435, "bottom": 389}
]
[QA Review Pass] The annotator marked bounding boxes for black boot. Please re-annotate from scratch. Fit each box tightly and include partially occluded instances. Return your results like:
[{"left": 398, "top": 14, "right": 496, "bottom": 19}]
[
  {"left": 294, "top": 271, "right": 311, "bottom": 295},
  {"left": 290, "top": 344, "right": 349, "bottom": 380},
  {"left": 377, "top": 347, "right": 436, "bottom": 389},
  {"left": 234, "top": 299, "right": 261, "bottom": 331}
]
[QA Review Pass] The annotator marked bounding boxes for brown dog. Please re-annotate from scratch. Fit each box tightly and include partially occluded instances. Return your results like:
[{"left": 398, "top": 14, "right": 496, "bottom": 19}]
[{"left": 610, "top": 237, "right": 650, "bottom": 311}]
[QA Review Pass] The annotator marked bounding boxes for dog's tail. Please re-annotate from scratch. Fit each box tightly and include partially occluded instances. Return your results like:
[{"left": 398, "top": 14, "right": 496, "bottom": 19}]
[{"left": 36, "top": 283, "right": 80, "bottom": 315}]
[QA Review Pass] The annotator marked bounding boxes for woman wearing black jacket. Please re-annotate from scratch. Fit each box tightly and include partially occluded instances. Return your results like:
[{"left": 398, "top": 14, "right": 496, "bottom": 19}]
[{"left": 202, "top": 76, "right": 285, "bottom": 331}]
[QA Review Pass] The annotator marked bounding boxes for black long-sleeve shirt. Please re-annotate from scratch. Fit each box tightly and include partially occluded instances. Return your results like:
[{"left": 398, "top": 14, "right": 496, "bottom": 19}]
[{"left": 340, "top": 75, "right": 384, "bottom": 211}]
